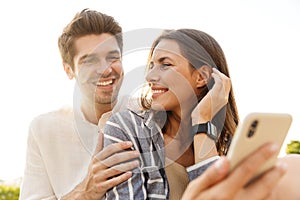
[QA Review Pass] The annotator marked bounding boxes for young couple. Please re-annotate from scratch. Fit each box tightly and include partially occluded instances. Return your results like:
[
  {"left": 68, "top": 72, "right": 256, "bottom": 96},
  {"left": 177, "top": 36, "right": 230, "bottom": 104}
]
[{"left": 20, "top": 8, "right": 300, "bottom": 200}]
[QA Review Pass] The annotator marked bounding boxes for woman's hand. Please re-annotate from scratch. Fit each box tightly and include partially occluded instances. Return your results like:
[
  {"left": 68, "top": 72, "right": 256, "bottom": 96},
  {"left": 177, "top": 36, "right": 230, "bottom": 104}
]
[
  {"left": 191, "top": 68, "right": 231, "bottom": 125},
  {"left": 182, "top": 143, "right": 287, "bottom": 200}
]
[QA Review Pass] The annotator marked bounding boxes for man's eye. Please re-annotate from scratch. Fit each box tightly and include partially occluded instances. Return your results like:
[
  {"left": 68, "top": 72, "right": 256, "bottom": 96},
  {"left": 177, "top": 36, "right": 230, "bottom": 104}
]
[{"left": 82, "top": 58, "right": 98, "bottom": 65}]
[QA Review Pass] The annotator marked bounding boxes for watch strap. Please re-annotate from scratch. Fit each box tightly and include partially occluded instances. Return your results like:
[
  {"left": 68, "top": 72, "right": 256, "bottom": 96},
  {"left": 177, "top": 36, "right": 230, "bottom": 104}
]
[{"left": 192, "top": 122, "right": 218, "bottom": 141}]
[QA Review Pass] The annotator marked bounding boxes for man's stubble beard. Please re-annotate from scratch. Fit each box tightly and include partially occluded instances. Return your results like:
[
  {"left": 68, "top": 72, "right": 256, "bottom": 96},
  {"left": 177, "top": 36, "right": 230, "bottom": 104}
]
[{"left": 95, "top": 90, "right": 119, "bottom": 105}]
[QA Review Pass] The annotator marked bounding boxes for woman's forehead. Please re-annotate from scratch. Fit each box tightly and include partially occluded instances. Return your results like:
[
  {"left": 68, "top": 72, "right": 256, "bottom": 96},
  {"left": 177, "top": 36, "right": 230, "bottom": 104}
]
[{"left": 152, "top": 39, "right": 182, "bottom": 58}]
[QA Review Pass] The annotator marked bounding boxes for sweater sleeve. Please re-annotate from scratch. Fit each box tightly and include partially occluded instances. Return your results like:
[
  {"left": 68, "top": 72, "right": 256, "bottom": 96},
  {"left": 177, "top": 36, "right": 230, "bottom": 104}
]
[
  {"left": 19, "top": 120, "right": 56, "bottom": 200},
  {"left": 186, "top": 156, "right": 219, "bottom": 181},
  {"left": 103, "top": 112, "right": 147, "bottom": 200}
]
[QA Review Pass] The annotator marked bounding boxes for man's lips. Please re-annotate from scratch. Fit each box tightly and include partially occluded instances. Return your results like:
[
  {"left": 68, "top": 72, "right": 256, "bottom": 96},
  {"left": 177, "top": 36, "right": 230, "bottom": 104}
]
[
  {"left": 93, "top": 78, "right": 117, "bottom": 90},
  {"left": 96, "top": 79, "right": 114, "bottom": 86}
]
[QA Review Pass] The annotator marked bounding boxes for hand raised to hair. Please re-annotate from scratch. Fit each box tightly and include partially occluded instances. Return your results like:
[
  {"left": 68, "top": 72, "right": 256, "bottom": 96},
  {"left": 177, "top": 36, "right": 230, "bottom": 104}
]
[{"left": 191, "top": 68, "right": 231, "bottom": 125}]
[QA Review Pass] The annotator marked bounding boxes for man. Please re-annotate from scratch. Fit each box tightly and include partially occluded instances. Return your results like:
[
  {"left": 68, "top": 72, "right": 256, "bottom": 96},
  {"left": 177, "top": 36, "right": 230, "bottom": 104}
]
[
  {"left": 20, "top": 8, "right": 299, "bottom": 200},
  {"left": 20, "top": 9, "right": 140, "bottom": 199}
]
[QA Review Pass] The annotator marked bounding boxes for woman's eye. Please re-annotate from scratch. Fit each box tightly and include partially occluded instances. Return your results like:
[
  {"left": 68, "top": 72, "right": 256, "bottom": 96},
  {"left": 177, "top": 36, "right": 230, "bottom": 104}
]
[
  {"left": 107, "top": 56, "right": 120, "bottom": 62},
  {"left": 148, "top": 62, "right": 154, "bottom": 69},
  {"left": 161, "top": 63, "right": 172, "bottom": 68}
]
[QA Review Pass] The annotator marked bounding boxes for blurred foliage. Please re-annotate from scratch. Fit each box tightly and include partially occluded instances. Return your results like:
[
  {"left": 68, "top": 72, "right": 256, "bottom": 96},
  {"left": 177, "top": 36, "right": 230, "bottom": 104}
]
[
  {"left": 0, "top": 184, "right": 19, "bottom": 200},
  {"left": 286, "top": 140, "right": 300, "bottom": 154}
]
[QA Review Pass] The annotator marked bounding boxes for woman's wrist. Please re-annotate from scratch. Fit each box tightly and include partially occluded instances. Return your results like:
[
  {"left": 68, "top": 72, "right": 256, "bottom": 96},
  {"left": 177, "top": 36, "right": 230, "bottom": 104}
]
[{"left": 192, "top": 117, "right": 211, "bottom": 126}]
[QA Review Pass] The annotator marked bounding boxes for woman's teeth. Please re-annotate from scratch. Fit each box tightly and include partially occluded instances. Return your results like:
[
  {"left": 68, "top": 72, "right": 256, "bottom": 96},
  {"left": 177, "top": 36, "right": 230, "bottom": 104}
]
[{"left": 152, "top": 89, "right": 165, "bottom": 94}]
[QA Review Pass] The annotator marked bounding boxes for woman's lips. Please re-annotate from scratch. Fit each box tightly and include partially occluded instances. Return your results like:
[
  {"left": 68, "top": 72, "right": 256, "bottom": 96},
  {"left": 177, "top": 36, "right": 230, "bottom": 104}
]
[{"left": 151, "top": 86, "right": 168, "bottom": 98}]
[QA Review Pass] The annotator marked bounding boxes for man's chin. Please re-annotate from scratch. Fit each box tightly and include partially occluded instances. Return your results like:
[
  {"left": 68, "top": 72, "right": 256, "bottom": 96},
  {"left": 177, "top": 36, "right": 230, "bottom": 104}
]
[{"left": 95, "top": 96, "right": 118, "bottom": 105}]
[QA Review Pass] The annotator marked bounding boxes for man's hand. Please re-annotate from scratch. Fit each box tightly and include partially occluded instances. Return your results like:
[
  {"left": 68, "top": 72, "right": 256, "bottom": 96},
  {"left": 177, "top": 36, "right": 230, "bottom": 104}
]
[
  {"left": 182, "top": 143, "right": 287, "bottom": 200},
  {"left": 61, "top": 133, "right": 139, "bottom": 200}
]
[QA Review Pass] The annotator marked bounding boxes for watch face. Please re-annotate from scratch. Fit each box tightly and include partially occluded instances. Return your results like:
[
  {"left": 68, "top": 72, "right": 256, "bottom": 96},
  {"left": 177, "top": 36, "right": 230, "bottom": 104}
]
[{"left": 208, "top": 122, "right": 218, "bottom": 140}]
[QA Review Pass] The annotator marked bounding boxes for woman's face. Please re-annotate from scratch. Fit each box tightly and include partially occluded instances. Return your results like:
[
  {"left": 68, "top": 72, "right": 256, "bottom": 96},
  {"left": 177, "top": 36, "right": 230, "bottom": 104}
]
[{"left": 146, "top": 39, "right": 199, "bottom": 115}]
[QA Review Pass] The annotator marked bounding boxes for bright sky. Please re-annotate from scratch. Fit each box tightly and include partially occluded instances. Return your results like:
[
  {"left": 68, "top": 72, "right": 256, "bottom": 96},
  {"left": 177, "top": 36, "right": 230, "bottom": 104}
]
[{"left": 0, "top": 0, "right": 299, "bottom": 181}]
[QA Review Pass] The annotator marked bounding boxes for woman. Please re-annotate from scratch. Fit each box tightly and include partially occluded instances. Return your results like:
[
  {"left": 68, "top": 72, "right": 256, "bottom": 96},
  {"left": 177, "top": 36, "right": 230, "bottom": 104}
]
[
  {"left": 102, "top": 28, "right": 235, "bottom": 199},
  {"left": 102, "top": 29, "right": 297, "bottom": 199}
]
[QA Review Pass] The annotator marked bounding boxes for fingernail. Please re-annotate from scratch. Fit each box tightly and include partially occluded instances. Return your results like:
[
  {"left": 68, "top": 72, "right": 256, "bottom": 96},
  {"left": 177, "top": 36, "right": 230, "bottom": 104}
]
[
  {"left": 125, "top": 141, "right": 132, "bottom": 146},
  {"left": 125, "top": 171, "right": 132, "bottom": 176},
  {"left": 277, "top": 162, "right": 288, "bottom": 172},
  {"left": 133, "top": 151, "right": 140, "bottom": 156},
  {"left": 215, "top": 157, "right": 226, "bottom": 173},
  {"left": 269, "top": 143, "right": 279, "bottom": 153},
  {"left": 133, "top": 160, "right": 139, "bottom": 167}
]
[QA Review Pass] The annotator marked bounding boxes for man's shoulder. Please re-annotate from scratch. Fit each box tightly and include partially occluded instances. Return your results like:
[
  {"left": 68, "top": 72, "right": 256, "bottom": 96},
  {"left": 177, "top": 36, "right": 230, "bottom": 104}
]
[{"left": 29, "top": 106, "right": 74, "bottom": 132}]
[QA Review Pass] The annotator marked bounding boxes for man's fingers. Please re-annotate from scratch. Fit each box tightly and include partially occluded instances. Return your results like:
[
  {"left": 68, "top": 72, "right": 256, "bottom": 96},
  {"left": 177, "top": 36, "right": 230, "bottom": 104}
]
[
  {"left": 102, "top": 149, "right": 140, "bottom": 167},
  {"left": 93, "top": 150, "right": 140, "bottom": 171},
  {"left": 94, "top": 132, "right": 104, "bottom": 154},
  {"left": 94, "top": 160, "right": 139, "bottom": 182},
  {"left": 95, "top": 171, "right": 133, "bottom": 192},
  {"left": 94, "top": 141, "right": 134, "bottom": 161}
]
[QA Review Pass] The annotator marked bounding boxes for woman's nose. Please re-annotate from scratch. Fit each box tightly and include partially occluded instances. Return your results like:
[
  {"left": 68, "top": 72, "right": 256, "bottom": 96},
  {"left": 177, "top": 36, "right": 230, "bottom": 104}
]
[{"left": 146, "top": 66, "right": 160, "bottom": 82}]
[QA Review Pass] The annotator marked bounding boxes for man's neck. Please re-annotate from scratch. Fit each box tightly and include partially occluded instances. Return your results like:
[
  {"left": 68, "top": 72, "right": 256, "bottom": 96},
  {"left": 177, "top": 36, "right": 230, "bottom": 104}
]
[{"left": 80, "top": 101, "right": 115, "bottom": 125}]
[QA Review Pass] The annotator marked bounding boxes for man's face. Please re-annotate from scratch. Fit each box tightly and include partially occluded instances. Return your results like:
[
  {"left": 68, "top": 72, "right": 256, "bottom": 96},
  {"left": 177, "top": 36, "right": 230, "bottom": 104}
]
[{"left": 73, "top": 33, "right": 123, "bottom": 105}]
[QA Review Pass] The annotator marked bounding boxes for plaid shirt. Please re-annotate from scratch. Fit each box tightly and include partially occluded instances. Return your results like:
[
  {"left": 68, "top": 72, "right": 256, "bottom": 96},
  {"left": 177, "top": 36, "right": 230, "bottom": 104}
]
[{"left": 103, "top": 109, "right": 218, "bottom": 200}]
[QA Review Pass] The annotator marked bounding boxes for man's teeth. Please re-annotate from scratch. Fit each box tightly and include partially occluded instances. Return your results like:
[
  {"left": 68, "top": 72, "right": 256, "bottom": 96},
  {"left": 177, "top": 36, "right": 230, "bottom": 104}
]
[
  {"left": 152, "top": 89, "right": 165, "bottom": 94},
  {"left": 97, "top": 80, "right": 113, "bottom": 86}
]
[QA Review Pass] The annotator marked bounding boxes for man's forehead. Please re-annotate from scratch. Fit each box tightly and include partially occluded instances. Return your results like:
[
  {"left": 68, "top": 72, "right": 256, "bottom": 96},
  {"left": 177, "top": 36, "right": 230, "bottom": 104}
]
[
  {"left": 92, "top": 39, "right": 120, "bottom": 55},
  {"left": 74, "top": 34, "right": 120, "bottom": 62}
]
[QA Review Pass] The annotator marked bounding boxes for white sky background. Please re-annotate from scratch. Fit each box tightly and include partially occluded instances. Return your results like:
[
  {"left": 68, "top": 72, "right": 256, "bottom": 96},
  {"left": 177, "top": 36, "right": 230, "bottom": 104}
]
[{"left": 0, "top": 0, "right": 299, "bottom": 180}]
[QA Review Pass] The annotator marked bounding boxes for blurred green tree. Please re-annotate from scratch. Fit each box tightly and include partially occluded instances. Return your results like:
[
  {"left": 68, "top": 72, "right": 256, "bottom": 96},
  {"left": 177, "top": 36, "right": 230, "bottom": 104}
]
[{"left": 286, "top": 140, "right": 300, "bottom": 154}]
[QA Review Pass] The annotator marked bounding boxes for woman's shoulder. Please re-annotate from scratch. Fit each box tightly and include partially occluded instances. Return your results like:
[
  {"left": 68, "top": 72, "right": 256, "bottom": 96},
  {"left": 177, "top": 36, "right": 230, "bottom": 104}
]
[{"left": 109, "top": 108, "right": 150, "bottom": 123}]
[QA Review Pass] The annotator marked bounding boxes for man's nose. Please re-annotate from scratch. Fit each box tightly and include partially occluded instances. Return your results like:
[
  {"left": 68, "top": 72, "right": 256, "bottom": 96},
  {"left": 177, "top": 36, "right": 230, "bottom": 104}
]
[{"left": 96, "top": 62, "right": 112, "bottom": 78}]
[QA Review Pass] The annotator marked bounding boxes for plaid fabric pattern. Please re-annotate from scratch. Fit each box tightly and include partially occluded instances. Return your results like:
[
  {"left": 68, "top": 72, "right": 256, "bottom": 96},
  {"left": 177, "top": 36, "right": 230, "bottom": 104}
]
[{"left": 103, "top": 109, "right": 218, "bottom": 200}]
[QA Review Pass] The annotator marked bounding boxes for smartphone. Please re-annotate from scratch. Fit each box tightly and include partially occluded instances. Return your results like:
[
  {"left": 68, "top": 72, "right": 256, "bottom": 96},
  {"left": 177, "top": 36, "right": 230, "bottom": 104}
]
[{"left": 226, "top": 112, "right": 293, "bottom": 179}]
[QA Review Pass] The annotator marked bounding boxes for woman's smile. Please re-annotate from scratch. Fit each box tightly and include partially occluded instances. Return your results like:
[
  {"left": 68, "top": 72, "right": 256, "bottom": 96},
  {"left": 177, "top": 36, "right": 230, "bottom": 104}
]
[{"left": 151, "top": 85, "right": 169, "bottom": 98}]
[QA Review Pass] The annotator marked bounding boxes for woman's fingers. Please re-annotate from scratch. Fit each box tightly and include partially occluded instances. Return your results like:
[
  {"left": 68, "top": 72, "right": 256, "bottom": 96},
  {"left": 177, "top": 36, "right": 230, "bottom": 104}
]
[
  {"left": 237, "top": 162, "right": 287, "bottom": 200},
  {"left": 181, "top": 157, "right": 229, "bottom": 199},
  {"left": 221, "top": 143, "right": 280, "bottom": 193},
  {"left": 182, "top": 143, "right": 286, "bottom": 200}
]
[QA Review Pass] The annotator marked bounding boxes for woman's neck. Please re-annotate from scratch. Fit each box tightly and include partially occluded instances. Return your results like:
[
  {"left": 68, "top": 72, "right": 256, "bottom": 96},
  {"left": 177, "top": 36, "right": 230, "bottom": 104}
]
[{"left": 163, "top": 112, "right": 195, "bottom": 167}]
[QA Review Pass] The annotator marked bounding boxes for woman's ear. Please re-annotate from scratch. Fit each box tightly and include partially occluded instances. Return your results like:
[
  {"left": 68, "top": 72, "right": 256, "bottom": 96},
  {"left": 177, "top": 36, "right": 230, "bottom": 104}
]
[
  {"left": 63, "top": 63, "right": 75, "bottom": 80},
  {"left": 195, "top": 65, "right": 212, "bottom": 88}
]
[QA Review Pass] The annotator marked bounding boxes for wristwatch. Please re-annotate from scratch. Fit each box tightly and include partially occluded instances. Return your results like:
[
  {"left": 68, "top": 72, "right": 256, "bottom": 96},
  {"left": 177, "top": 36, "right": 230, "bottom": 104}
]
[{"left": 192, "top": 122, "right": 218, "bottom": 141}]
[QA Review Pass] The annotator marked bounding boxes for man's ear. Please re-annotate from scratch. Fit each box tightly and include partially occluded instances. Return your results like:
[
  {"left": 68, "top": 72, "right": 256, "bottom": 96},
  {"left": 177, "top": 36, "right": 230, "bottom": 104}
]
[
  {"left": 195, "top": 65, "right": 212, "bottom": 88},
  {"left": 63, "top": 63, "right": 75, "bottom": 80}
]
